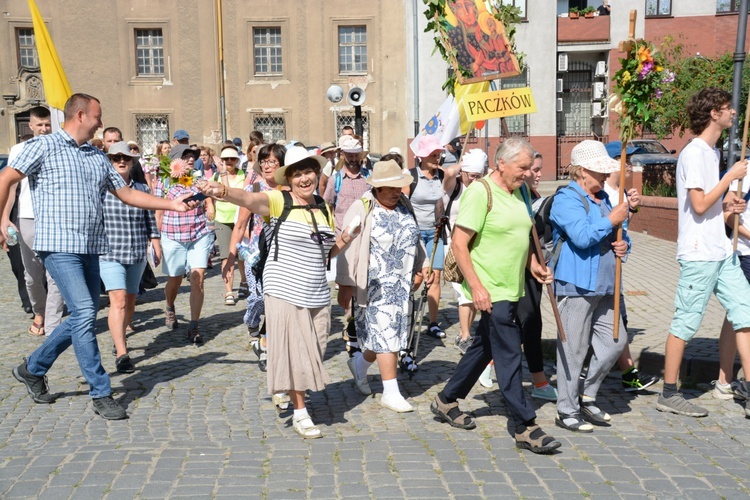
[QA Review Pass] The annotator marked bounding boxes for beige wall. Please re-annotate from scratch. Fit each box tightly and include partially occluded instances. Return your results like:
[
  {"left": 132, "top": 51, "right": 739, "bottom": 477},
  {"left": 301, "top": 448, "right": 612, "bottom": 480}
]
[{"left": 0, "top": 0, "right": 407, "bottom": 154}]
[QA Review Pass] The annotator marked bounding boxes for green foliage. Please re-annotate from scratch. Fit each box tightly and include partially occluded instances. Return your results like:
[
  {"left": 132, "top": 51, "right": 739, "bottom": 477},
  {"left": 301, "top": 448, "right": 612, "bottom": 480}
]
[
  {"left": 569, "top": 7, "right": 580, "bottom": 14},
  {"left": 642, "top": 180, "right": 677, "bottom": 197},
  {"left": 611, "top": 40, "right": 673, "bottom": 142},
  {"left": 582, "top": 6, "right": 596, "bottom": 15},
  {"left": 422, "top": 0, "right": 523, "bottom": 95}
]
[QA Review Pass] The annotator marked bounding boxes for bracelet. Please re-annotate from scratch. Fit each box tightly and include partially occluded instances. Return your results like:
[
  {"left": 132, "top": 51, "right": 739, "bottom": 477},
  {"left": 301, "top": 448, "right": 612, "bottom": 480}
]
[
  {"left": 220, "top": 184, "right": 228, "bottom": 198},
  {"left": 628, "top": 206, "right": 639, "bottom": 213},
  {"left": 219, "top": 172, "right": 228, "bottom": 176}
]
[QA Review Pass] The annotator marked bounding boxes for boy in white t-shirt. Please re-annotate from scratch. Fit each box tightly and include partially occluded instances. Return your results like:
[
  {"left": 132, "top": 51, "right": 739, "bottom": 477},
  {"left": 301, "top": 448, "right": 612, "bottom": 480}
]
[{"left": 656, "top": 88, "right": 750, "bottom": 418}]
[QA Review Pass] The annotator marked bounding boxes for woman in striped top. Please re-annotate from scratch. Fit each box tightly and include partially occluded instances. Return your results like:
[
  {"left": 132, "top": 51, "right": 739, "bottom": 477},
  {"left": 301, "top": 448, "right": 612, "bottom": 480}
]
[{"left": 196, "top": 146, "right": 360, "bottom": 439}]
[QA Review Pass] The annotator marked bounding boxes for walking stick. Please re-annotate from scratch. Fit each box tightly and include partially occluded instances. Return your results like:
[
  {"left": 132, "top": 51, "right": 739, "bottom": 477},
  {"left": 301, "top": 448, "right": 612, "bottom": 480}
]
[
  {"left": 613, "top": 137, "right": 628, "bottom": 341},
  {"left": 529, "top": 223, "right": 566, "bottom": 343},
  {"left": 406, "top": 216, "right": 448, "bottom": 369},
  {"left": 732, "top": 90, "right": 750, "bottom": 251}
]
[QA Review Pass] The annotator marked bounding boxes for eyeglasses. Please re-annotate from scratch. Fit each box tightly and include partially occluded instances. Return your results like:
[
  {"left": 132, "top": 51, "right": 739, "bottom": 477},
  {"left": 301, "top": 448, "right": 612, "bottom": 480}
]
[
  {"left": 260, "top": 159, "right": 280, "bottom": 167},
  {"left": 462, "top": 172, "right": 483, "bottom": 180},
  {"left": 110, "top": 155, "right": 132, "bottom": 162},
  {"left": 310, "top": 232, "right": 335, "bottom": 244},
  {"left": 719, "top": 105, "right": 734, "bottom": 112}
]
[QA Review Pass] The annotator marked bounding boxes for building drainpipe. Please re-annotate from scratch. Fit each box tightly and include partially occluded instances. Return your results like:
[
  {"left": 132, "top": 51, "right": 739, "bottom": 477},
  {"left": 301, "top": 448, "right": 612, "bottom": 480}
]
[
  {"left": 217, "top": 0, "right": 228, "bottom": 143},
  {"left": 728, "top": 0, "right": 748, "bottom": 169},
  {"left": 413, "top": 0, "right": 421, "bottom": 138}
]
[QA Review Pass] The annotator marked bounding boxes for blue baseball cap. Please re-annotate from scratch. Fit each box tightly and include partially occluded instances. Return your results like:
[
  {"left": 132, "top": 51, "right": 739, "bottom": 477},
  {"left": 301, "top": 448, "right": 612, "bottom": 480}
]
[{"left": 173, "top": 129, "right": 189, "bottom": 141}]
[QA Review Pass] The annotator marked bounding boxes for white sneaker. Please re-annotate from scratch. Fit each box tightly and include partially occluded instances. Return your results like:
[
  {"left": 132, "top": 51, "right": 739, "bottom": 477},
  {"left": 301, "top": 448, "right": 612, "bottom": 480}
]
[
  {"left": 381, "top": 393, "right": 414, "bottom": 413},
  {"left": 347, "top": 356, "right": 371, "bottom": 395},
  {"left": 292, "top": 416, "right": 322, "bottom": 439},
  {"left": 479, "top": 364, "right": 494, "bottom": 388},
  {"left": 272, "top": 392, "right": 291, "bottom": 411}
]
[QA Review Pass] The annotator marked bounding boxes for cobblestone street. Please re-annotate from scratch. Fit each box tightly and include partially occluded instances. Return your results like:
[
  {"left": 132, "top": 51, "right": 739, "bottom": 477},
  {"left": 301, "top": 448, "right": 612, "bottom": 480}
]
[{"left": 0, "top": 231, "right": 749, "bottom": 499}]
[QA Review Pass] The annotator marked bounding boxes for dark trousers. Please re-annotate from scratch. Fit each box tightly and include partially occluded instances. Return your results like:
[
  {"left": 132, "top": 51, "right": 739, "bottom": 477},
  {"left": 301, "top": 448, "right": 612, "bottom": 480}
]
[
  {"left": 442, "top": 300, "right": 537, "bottom": 426},
  {"left": 516, "top": 269, "right": 544, "bottom": 374}
]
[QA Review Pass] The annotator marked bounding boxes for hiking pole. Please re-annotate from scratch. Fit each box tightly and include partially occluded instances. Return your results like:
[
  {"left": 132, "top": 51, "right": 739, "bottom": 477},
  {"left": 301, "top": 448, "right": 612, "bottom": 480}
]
[
  {"left": 411, "top": 216, "right": 449, "bottom": 364},
  {"left": 530, "top": 224, "right": 566, "bottom": 343},
  {"left": 733, "top": 88, "right": 750, "bottom": 252}
]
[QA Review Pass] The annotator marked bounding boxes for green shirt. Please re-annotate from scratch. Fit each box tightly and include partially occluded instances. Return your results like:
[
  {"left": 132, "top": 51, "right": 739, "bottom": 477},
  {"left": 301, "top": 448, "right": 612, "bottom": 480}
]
[
  {"left": 213, "top": 170, "right": 246, "bottom": 224},
  {"left": 456, "top": 177, "right": 531, "bottom": 303}
]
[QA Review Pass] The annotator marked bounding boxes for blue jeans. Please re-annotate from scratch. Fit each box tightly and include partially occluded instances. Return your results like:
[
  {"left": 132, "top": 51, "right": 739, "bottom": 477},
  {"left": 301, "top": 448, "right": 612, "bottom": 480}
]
[{"left": 27, "top": 253, "right": 110, "bottom": 398}]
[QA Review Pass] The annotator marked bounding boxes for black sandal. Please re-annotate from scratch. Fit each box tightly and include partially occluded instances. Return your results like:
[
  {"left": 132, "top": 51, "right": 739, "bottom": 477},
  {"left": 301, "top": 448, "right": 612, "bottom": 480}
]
[
  {"left": 555, "top": 413, "right": 594, "bottom": 433},
  {"left": 427, "top": 322, "right": 446, "bottom": 339},
  {"left": 580, "top": 400, "right": 611, "bottom": 426},
  {"left": 515, "top": 425, "right": 561, "bottom": 454},
  {"left": 431, "top": 395, "right": 476, "bottom": 429}
]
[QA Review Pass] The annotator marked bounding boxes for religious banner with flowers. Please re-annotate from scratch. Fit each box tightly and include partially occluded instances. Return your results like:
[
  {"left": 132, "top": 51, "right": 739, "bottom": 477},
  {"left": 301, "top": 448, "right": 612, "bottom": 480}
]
[{"left": 610, "top": 39, "right": 674, "bottom": 142}]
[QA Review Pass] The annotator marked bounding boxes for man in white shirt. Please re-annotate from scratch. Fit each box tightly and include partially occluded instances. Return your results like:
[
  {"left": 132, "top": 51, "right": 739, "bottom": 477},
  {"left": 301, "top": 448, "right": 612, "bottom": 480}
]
[
  {"left": 656, "top": 88, "right": 750, "bottom": 418},
  {"left": 1, "top": 106, "right": 64, "bottom": 336}
]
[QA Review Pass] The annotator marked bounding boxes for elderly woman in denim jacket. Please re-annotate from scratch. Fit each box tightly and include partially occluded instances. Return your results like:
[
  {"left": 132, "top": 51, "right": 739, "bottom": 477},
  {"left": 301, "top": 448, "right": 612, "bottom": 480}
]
[
  {"left": 550, "top": 140, "right": 637, "bottom": 433},
  {"left": 337, "top": 160, "right": 430, "bottom": 412}
]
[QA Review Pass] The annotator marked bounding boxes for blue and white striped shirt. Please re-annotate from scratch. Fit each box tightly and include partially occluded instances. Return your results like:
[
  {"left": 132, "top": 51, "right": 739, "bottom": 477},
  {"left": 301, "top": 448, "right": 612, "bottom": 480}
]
[{"left": 11, "top": 130, "right": 126, "bottom": 254}]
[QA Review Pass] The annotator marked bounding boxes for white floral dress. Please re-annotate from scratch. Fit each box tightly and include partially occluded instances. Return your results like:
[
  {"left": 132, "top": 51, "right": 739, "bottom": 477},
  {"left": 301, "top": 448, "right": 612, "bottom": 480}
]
[{"left": 355, "top": 202, "right": 420, "bottom": 353}]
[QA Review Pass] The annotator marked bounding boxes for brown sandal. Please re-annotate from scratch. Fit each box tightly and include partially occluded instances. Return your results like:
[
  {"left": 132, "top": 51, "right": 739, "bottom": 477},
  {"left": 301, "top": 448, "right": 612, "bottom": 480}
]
[
  {"left": 515, "top": 424, "right": 561, "bottom": 454},
  {"left": 431, "top": 395, "right": 476, "bottom": 429},
  {"left": 28, "top": 322, "right": 45, "bottom": 336}
]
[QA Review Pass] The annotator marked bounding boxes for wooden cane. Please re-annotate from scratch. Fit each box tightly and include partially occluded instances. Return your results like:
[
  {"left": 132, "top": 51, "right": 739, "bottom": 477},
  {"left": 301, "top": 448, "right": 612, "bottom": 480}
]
[
  {"left": 530, "top": 223, "right": 566, "bottom": 342},
  {"left": 732, "top": 90, "right": 750, "bottom": 251},
  {"left": 612, "top": 137, "right": 628, "bottom": 341}
]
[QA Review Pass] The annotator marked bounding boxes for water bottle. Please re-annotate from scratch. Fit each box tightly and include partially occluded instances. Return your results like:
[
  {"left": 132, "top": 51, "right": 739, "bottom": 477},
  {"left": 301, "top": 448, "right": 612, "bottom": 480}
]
[
  {"left": 6, "top": 226, "right": 18, "bottom": 246},
  {"left": 236, "top": 239, "right": 260, "bottom": 267}
]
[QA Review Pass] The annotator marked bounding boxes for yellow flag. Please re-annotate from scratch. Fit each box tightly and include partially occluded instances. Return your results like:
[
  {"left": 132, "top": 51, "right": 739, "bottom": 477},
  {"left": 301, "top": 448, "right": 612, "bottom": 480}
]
[
  {"left": 28, "top": 0, "right": 72, "bottom": 128},
  {"left": 454, "top": 81, "right": 490, "bottom": 134}
]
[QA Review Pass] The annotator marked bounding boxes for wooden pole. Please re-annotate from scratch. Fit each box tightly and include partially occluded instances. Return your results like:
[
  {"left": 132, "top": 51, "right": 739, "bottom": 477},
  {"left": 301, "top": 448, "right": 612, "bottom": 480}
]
[
  {"left": 612, "top": 135, "right": 628, "bottom": 341},
  {"left": 530, "top": 223, "right": 566, "bottom": 342},
  {"left": 732, "top": 90, "right": 750, "bottom": 251}
]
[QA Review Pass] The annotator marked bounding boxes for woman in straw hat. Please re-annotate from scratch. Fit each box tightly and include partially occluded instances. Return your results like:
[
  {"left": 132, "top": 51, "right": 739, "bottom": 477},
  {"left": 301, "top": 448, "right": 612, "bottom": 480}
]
[
  {"left": 549, "top": 140, "right": 635, "bottom": 433},
  {"left": 337, "top": 160, "right": 431, "bottom": 412},
  {"left": 195, "top": 146, "right": 359, "bottom": 439}
]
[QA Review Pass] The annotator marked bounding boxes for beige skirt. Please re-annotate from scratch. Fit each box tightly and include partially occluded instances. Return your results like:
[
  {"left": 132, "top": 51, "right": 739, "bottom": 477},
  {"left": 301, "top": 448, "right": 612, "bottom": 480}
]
[{"left": 264, "top": 294, "right": 331, "bottom": 394}]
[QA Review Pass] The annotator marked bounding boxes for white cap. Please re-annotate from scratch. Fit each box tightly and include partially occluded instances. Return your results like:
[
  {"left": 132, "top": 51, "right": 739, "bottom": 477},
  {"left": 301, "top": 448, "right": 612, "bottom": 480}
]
[{"left": 461, "top": 149, "right": 487, "bottom": 174}]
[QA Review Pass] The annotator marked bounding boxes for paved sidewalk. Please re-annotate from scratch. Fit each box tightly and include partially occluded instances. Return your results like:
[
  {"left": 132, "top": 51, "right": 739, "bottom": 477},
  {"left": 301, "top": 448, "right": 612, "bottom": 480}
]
[{"left": 0, "top": 230, "right": 749, "bottom": 499}]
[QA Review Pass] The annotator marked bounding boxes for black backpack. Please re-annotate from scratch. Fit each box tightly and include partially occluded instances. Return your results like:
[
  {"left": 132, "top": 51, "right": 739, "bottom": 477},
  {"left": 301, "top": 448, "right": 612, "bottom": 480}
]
[
  {"left": 408, "top": 166, "right": 445, "bottom": 198},
  {"left": 251, "top": 191, "right": 331, "bottom": 280},
  {"left": 534, "top": 185, "right": 589, "bottom": 270}
]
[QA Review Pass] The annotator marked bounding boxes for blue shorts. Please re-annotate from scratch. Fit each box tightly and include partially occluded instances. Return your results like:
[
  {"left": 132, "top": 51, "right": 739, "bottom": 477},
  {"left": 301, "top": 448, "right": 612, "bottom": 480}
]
[
  {"left": 161, "top": 233, "right": 213, "bottom": 277},
  {"left": 670, "top": 256, "right": 750, "bottom": 341},
  {"left": 100, "top": 259, "right": 147, "bottom": 294},
  {"left": 421, "top": 229, "right": 445, "bottom": 271}
]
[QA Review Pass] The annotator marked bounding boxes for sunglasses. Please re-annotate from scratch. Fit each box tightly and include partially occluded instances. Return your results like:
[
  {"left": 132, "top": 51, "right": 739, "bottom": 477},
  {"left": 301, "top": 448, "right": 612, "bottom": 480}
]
[
  {"left": 310, "top": 232, "right": 335, "bottom": 244},
  {"left": 110, "top": 155, "right": 132, "bottom": 162}
]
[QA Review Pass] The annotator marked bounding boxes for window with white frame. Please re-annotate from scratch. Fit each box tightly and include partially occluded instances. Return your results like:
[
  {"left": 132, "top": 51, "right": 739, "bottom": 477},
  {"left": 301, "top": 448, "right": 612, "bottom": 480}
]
[
  {"left": 135, "top": 114, "right": 169, "bottom": 156},
  {"left": 253, "top": 27, "right": 282, "bottom": 75},
  {"left": 338, "top": 26, "right": 367, "bottom": 74},
  {"left": 253, "top": 114, "right": 286, "bottom": 143},
  {"left": 646, "top": 0, "right": 671, "bottom": 16},
  {"left": 717, "top": 0, "right": 749, "bottom": 12},
  {"left": 16, "top": 28, "right": 39, "bottom": 69},
  {"left": 135, "top": 29, "right": 164, "bottom": 76}
]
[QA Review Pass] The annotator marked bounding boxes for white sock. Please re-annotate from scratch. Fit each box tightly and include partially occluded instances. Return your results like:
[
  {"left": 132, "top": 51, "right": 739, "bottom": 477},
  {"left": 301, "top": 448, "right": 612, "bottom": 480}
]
[
  {"left": 355, "top": 354, "right": 373, "bottom": 380},
  {"left": 293, "top": 408, "right": 309, "bottom": 420},
  {"left": 382, "top": 378, "right": 400, "bottom": 398}
]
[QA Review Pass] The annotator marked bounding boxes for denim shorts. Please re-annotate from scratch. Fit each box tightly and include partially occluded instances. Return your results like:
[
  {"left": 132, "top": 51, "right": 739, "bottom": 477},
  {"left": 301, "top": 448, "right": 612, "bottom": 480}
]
[
  {"left": 421, "top": 229, "right": 445, "bottom": 271},
  {"left": 670, "top": 256, "right": 750, "bottom": 341},
  {"left": 100, "top": 259, "right": 147, "bottom": 295},
  {"left": 161, "top": 232, "right": 213, "bottom": 277}
]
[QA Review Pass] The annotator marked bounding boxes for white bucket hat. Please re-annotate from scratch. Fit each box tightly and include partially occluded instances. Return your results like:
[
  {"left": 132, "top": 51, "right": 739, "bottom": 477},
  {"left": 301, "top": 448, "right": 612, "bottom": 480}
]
[
  {"left": 461, "top": 149, "right": 487, "bottom": 174},
  {"left": 570, "top": 140, "right": 620, "bottom": 174}
]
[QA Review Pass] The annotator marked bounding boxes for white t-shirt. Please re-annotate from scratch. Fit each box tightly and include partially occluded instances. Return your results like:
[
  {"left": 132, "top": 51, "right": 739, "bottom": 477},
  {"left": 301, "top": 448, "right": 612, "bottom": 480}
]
[
  {"left": 729, "top": 174, "right": 750, "bottom": 256},
  {"left": 603, "top": 181, "right": 623, "bottom": 206},
  {"left": 8, "top": 141, "right": 34, "bottom": 219},
  {"left": 676, "top": 138, "right": 732, "bottom": 261}
]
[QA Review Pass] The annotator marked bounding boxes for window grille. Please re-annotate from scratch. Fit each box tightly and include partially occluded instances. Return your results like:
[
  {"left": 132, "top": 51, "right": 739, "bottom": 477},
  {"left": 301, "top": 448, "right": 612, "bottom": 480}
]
[
  {"left": 135, "top": 114, "right": 169, "bottom": 155},
  {"left": 253, "top": 114, "right": 286, "bottom": 143},
  {"left": 334, "top": 111, "right": 369, "bottom": 149}
]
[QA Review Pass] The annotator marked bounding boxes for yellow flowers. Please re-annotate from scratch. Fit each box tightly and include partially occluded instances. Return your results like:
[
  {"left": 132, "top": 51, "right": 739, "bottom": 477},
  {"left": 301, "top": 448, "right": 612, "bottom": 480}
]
[
  {"left": 177, "top": 175, "right": 194, "bottom": 188},
  {"left": 621, "top": 71, "right": 632, "bottom": 84}
]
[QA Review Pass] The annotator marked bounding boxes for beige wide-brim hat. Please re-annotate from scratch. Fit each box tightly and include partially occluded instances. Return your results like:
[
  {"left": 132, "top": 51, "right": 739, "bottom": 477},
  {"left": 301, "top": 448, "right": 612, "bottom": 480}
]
[
  {"left": 220, "top": 146, "right": 240, "bottom": 159},
  {"left": 366, "top": 160, "right": 413, "bottom": 188},
  {"left": 319, "top": 142, "right": 338, "bottom": 155},
  {"left": 274, "top": 146, "right": 327, "bottom": 186},
  {"left": 570, "top": 140, "right": 620, "bottom": 174}
]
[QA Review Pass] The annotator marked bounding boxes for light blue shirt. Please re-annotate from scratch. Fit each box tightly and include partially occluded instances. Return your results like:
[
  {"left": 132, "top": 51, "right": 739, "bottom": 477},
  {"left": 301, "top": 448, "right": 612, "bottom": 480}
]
[
  {"left": 12, "top": 130, "right": 126, "bottom": 254},
  {"left": 550, "top": 181, "right": 629, "bottom": 294}
]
